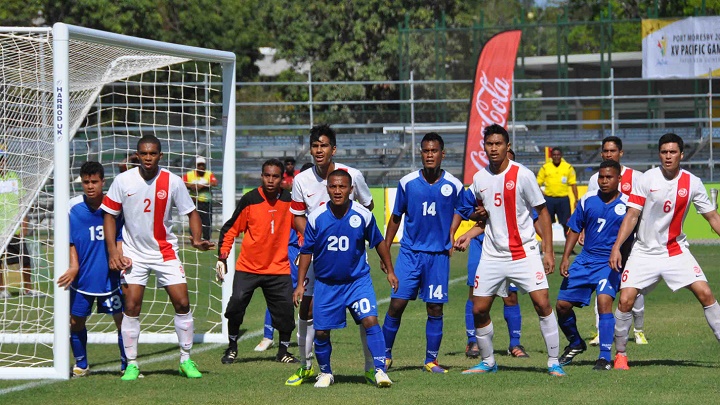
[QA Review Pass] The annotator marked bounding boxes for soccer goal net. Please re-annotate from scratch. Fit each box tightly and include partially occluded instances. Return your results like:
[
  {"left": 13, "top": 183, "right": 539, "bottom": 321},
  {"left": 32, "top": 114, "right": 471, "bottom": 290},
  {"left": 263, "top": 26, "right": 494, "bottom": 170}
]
[{"left": 0, "top": 23, "right": 236, "bottom": 379}]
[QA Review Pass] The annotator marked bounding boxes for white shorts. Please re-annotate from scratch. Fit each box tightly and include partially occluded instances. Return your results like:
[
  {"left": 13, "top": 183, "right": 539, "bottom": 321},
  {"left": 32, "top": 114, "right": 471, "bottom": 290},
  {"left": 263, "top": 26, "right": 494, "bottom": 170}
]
[
  {"left": 120, "top": 254, "right": 187, "bottom": 287},
  {"left": 621, "top": 250, "right": 707, "bottom": 293},
  {"left": 473, "top": 255, "right": 548, "bottom": 297}
]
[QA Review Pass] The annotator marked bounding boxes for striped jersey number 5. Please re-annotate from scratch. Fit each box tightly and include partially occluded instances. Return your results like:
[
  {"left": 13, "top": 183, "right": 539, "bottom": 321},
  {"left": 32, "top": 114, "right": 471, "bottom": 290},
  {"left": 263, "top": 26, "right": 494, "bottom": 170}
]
[
  {"left": 422, "top": 201, "right": 436, "bottom": 216},
  {"left": 494, "top": 193, "right": 502, "bottom": 207}
]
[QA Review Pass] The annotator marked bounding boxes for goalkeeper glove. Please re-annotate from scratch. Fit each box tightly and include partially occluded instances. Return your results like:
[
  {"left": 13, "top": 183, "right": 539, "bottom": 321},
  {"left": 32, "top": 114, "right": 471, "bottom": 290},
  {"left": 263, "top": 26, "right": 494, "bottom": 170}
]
[{"left": 216, "top": 253, "right": 229, "bottom": 282}]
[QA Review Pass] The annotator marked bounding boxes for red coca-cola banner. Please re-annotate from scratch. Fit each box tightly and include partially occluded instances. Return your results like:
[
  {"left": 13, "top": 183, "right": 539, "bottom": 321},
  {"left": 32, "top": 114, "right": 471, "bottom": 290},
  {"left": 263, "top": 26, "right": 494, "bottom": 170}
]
[{"left": 462, "top": 30, "right": 522, "bottom": 184}]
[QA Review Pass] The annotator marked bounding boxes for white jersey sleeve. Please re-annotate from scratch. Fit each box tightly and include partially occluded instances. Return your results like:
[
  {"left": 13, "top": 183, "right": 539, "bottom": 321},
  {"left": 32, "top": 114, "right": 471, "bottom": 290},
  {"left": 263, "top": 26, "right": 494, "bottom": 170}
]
[
  {"left": 587, "top": 172, "right": 599, "bottom": 194},
  {"left": 692, "top": 176, "right": 714, "bottom": 214}
]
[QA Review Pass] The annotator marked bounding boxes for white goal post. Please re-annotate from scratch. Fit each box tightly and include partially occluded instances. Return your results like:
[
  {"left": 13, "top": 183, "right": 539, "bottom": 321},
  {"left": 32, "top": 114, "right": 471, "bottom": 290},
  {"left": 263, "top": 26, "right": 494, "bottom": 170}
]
[{"left": 0, "top": 23, "right": 236, "bottom": 380}]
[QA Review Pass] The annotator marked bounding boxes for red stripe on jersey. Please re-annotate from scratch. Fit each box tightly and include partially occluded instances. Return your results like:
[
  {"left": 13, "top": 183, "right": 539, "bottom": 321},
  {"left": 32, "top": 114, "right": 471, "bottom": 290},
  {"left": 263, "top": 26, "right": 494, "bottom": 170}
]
[
  {"left": 503, "top": 164, "right": 526, "bottom": 260},
  {"left": 667, "top": 172, "right": 690, "bottom": 257},
  {"left": 154, "top": 171, "right": 176, "bottom": 261},
  {"left": 620, "top": 168, "right": 633, "bottom": 194},
  {"left": 290, "top": 200, "right": 307, "bottom": 212},
  {"left": 102, "top": 195, "right": 121, "bottom": 211},
  {"left": 628, "top": 194, "right": 646, "bottom": 206}
]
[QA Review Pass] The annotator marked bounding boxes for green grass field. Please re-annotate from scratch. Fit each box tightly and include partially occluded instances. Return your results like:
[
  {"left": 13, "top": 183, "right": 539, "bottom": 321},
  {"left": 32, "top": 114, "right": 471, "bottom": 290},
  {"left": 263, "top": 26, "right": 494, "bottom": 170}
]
[{"left": 2, "top": 245, "right": 720, "bottom": 404}]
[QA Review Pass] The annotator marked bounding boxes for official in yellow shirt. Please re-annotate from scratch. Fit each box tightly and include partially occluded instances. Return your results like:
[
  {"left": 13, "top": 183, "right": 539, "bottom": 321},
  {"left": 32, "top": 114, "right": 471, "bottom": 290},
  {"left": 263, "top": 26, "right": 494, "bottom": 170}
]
[
  {"left": 184, "top": 157, "right": 218, "bottom": 240},
  {"left": 537, "top": 147, "right": 578, "bottom": 234}
]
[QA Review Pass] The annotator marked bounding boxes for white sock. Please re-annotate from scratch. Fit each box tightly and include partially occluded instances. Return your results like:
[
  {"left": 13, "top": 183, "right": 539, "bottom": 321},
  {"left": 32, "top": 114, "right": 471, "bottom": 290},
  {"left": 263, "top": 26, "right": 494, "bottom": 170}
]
[
  {"left": 359, "top": 324, "right": 372, "bottom": 372},
  {"left": 539, "top": 311, "right": 560, "bottom": 367},
  {"left": 174, "top": 312, "right": 194, "bottom": 363},
  {"left": 703, "top": 301, "right": 720, "bottom": 341},
  {"left": 594, "top": 295, "right": 600, "bottom": 331},
  {"left": 475, "top": 322, "right": 495, "bottom": 366},
  {"left": 305, "top": 319, "right": 315, "bottom": 368},
  {"left": 121, "top": 314, "right": 140, "bottom": 362},
  {"left": 614, "top": 308, "right": 633, "bottom": 353},
  {"left": 632, "top": 293, "right": 645, "bottom": 331}
]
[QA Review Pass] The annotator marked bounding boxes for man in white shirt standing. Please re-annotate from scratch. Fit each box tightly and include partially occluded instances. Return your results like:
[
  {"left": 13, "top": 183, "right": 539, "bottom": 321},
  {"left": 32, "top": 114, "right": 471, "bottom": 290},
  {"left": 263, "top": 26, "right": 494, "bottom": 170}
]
[
  {"left": 609, "top": 133, "right": 720, "bottom": 370},
  {"left": 101, "top": 135, "right": 215, "bottom": 381}
]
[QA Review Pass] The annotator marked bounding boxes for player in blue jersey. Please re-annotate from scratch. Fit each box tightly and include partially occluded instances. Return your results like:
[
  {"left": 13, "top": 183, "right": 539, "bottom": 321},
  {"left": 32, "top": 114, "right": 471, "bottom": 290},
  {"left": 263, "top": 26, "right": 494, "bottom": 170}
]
[
  {"left": 293, "top": 169, "right": 397, "bottom": 388},
  {"left": 57, "top": 161, "right": 127, "bottom": 377},
  {"left": 381, "top": 133, "right": 464, "bottom": 373},
  {"left": 555, "top": 160, "right": 631, "bottom": 371},
  {"left": 456, "top": 149, "right": 530, "bottom": 359}
]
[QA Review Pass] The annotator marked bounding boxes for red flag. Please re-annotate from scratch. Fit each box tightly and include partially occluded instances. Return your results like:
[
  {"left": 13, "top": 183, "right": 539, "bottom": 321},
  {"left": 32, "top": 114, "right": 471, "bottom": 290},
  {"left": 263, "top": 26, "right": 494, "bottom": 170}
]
[{"left": 462, "top": 30, "right": 522, "bottom": 184}]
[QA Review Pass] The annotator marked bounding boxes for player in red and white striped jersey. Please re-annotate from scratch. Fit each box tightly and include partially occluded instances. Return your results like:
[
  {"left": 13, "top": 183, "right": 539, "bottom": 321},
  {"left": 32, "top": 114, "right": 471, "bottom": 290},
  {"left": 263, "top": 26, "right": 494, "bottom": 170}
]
[
  {"left": 101, "top": 135, "right": 215, "bottom": 380},
  {"left": 460, "top": 124, "right": 566, "bottom": 377},
  {"left": 585, "top": 136, "right": 647, "bottom": 346},
  {"left": 609, "top": 133, "right": 720, "bottom": 370}
]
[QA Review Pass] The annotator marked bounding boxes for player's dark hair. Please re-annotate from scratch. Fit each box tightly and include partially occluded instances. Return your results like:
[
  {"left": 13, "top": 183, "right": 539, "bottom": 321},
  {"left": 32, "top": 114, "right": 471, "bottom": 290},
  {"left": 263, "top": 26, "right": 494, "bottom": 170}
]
[
  {"left": 300, "top": 163, "right": 314, "bottom": 172},
  {"left": 483, "top": 124, "right": 509, "bottom": 144},
  {"left": 262, "top": 158, "right": 284, "bottom": 172},
  {"left": 507, "top": 148, "right": 516, "bottom": 161},
  {"left": 80, "top": 161, "right": 104, "bottom": 179},
  {"left": 421, "top": 132, "right": 444, "bottom": 150},
  {"left": 310, "top": 124, "right": 336, "bottom": 147},
  {"left": 602, "top": 136, "right": 623, "bottom": 151},
  {"left": 137, "top": 134, "right": 162, "bottom": 153},
  {"left": 599, "top": 159, "right": 621, "bottom": 174},
  {"left": 658, "top": 133, "right": 684, "bottom": 152},
  {"left": 328, "top": 169, "right": 352, "bottom": 185},
  {"left": 284, "top": 157, "right": 296, "bottom": 164},
  {"left": 551, "top": 147, "right": 562, "bottom": 154}
]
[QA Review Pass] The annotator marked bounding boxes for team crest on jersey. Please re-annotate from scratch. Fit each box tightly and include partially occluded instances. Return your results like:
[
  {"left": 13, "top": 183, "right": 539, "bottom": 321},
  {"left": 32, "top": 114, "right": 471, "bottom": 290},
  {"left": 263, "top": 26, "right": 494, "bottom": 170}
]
[
  {"left": 441, "top": 184, "right": 453, "bottom": 197},
  {"left": 621, "top": 183, "right": 632, "bottom": 192},
  {"left": 157, "top": 189, "right": 168, "bottom": 200},
  {"left": 694, "top": 265, "right": 702, "bottom": 274},
  {"left": 678, "top": 188, "right": 688, "bottom": 198},
  {"left": 349, "top": 215, "right": 362, "bottom": 228},
  {"left": 614, "top": 204, "right": 626, "bottom": 215},
  {"left": 505, "top": 180, "right": 515, "bottom": 190},
  {"left": 535, "top": 271, "right": 544, "bottom": 281}
]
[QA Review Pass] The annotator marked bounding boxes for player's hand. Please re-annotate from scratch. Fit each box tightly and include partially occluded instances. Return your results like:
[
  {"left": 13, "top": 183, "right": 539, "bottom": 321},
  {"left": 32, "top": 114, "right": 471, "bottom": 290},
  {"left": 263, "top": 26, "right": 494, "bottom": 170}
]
[
  {"left": 454, "top": 235, "right": 471, "bottom": 252},
  {"left": 543, "top": 251, "right": 555, "bottom": 275},
  {"left": 380, "top": 260, "right": 388, "bottom": 274},
  {"left": 191, "top": 238, "right": 216, "bottom": 251},
  {"left": 609, "top": 248, "right": 623, "bottom": 272},
  {"left": 578, "top": 231, "right": 585, "bottom": 246},
  {"left": 108, "top": 253, "right": 132, "bottom": 272},
  {"left": 387, "top": 272, "right": 399, "bottom": 293},
  {"left": 57, "top": 268, "right": 78, "bottom": 289},
  {"left": 215, "top": 260, "right": 227, "bottom": 282},
  {"left": 559, "top": 258, "right": 570, "bottom": 277},
  {"left": 293, "top": 285, "right": 305, "bottom": 307}
]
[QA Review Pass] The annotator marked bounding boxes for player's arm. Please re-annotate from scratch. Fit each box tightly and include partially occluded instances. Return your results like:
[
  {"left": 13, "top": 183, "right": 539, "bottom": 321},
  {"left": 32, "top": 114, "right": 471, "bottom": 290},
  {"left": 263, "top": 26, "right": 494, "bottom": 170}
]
[
  {"left": 448, "top": 213, "right": 462, "bottom": 254},
  {"left": 534, "top": 203, "right": 555, "bottom": 274},
  {"left": 384, "top": 214, "right": 402, "bottom": 250},
  {"left": 536, "top": 166, "right": 546, "bottom": 187},
  {"left": 571, "top": 184, "right": 579, "bottom": 208},
  {"left": 454, "top": 221, "right": 484, "bottom": 252},
  {"left": 560, "top": 230, "right": 580, "bottom": 277},
  {"left": 375, "top": 240, "right": 398, "bottom": 293},
  {"left": 57, "top": 245, "right": 80, "bottom": 289},
  {"left": 103, "top": 211, "right": 131, "bottom": 271},
  {"left": 702, "top": 210, "right": 720, "bottom": 236},
  {"left": 188, "top": 210, "right": 215, "bottom": 250},
  {"left": 294, "top": 214, "right": 307, "bottom": 238},
  {"left": 293, "top": 253, "right": 312, "bottom": 306},
  {"left": 609, "top": 206, "right": 641, "bottom": 271}
]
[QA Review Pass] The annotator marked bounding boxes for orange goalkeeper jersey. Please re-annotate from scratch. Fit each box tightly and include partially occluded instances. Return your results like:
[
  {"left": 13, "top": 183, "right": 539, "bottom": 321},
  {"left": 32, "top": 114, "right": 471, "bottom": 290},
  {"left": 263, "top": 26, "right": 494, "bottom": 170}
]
[{"left": 217, "top": 187, "right": 292, "bottom": 275}]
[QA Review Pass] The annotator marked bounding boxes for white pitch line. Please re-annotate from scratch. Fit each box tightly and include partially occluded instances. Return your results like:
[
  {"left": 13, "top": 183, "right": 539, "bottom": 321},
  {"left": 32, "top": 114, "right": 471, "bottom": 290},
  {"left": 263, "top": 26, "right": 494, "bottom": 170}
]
[{"left": 0, "top": 275, "right": 467, "bottom": 396}]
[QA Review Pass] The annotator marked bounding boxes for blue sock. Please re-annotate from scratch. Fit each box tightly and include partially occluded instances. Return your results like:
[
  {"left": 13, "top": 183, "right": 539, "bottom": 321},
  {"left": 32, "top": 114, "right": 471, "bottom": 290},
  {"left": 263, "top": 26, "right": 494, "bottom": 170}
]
[
  {"left": 314, "top": 334, "right": 332, "bottom": 375},
  {"left": 117, "top": 330, "right": 127, "bottom": 371},
  {"left": 263, "top": 308, "right": 274, "bottom": 340},
  {"left": 71, "top": 328, "right": 88, "bottom": 369},
  {"left": 425, "top": 315, "right": 443, "bottom": 364},
  {"left": 365, "top": 324, "right": 387, "bottom": 370},
  {"left": 504, "top": 303, "right": 522, "bottom": 348},
  {"left": 558, "top": 310, "right": 583, "bottom": 347},
  {"left": 465, "top": 299, "right": 476, "bottom": 344},
  {"left": 381, "top": 314, "right": 400, "bottom": 359},
  {"left": 598, "top": 313, "right": 615, "bottom": 361}
]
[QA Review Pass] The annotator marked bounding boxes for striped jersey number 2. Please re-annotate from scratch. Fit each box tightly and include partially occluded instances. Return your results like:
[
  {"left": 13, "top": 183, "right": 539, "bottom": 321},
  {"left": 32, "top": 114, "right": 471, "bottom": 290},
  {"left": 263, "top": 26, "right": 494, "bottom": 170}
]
[{"left": 422, "top": 201, "right": 436, "bottom": 216}]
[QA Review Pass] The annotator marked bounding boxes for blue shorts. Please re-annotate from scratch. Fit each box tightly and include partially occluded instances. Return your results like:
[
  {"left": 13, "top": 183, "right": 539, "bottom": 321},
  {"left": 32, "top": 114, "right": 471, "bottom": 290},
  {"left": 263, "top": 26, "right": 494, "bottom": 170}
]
[
  {"left": 70, "top": 288, "right": 124, "bottom": 317},
  {"left": 556, "top": 254, "right": 620, "bottom": 306},
  {"left": 313, "top": 273, "right": 378, "bottom": 331},
  {"left": 392, "top": 247, "right": 449, "bottom": 303},
  {"left": 289, "top": 244, "right": 300, "bottom": 289}
]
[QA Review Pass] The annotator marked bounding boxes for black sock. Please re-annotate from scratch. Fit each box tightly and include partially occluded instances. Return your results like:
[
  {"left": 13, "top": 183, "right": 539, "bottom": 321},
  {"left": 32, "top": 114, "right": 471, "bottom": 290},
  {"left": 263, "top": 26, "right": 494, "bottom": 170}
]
[{"left": 277, "top": 331, "right": 291, "bottom": 356}]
